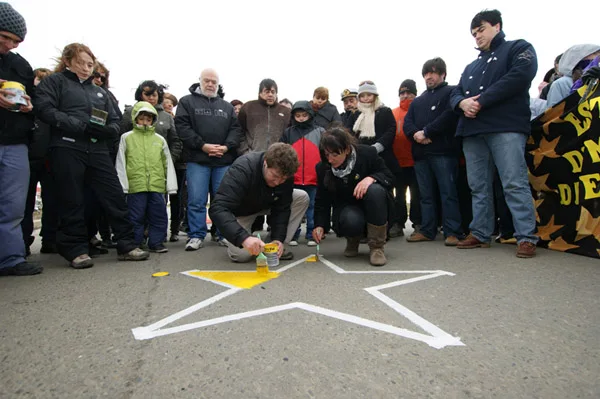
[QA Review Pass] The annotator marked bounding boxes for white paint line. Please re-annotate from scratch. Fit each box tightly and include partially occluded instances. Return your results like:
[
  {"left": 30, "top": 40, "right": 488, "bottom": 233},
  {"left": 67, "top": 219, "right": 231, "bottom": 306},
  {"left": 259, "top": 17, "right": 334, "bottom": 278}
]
[
  {"left": 365, "top": 287, "right": 462, "bottom": 344},
  {"left": 134, "top": 303, "right": 299, "bottom": 340},
  {"left": 365, "top": 272, "right": 449, "bottom": 291},
  {"left": 319, "top": 256, "right": 346, "bottom": 273},
  {"left": 274, "top": 256, "right": 312, "bottom": 273},
  {"left": 141, "top": 287, "right": 241, "bottom": 333},
  {"left": 180, "top": 271, "right": 238, "bottom": 289},
  {"left": 294, "top": 303, "right": 453, "bottom": 348}
]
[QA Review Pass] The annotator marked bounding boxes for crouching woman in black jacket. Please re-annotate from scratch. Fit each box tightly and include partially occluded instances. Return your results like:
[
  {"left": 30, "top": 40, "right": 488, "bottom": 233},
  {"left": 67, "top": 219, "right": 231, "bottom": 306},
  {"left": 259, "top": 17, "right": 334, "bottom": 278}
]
[
  {"left": 312, "top": 127, "right": 394, "bottom": 266},
  {"left": 35, "top": 43, "right": 149, "bottom": 269}
]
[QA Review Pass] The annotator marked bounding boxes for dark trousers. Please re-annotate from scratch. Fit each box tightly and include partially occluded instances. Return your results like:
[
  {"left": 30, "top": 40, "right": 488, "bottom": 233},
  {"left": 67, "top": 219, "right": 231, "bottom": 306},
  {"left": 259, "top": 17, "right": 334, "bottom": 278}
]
[
  {"left": 493, "top": 170, "right": 514, "bottom": 237},
  {"left": 414, "top": 156, "right": 463, "bottom": 239},
  {"left": 169, "top": 168, "right": 186, "bottom": 235},
  {"left": 128, "top": 192, "right": 168, "bottom": 248},
  {"left": 50, "top": 147, "right": 137, "bottom": 261},
  {"left": 338, "top": 183, "right": 388, "bottom": 237},
  {"left": 85, "top": 187, "right": 112, "bottom": 241},
  {"left": 393, "top": 166, "right": 421, "bottom": 228},
  {"left": 21, "top": 161, "right": 58, "bottom": 247}
]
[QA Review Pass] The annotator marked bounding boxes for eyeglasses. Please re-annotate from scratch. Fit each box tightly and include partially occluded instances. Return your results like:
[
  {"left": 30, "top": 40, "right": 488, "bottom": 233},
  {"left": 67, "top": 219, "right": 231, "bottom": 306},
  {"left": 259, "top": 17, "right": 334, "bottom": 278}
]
[{"left": 93, "top": 72, "right": 106, "bottom": 82}]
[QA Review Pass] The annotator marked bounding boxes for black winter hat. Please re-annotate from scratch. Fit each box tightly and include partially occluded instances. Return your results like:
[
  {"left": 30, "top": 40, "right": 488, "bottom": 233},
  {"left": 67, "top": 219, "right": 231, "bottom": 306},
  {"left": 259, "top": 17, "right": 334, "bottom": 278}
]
[
  {"left": 399, "top": 79, "right": 417, "bottom": 96},
  {"left": 291, "top": 100, "right": 314, "bottom": 118},
  {"left": 0, "top": 3, "right": 26, "bottom": 41}
]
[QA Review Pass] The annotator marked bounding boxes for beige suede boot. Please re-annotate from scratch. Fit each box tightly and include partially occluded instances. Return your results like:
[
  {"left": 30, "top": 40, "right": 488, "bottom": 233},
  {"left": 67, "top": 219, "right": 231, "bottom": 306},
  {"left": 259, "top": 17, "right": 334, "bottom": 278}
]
[
  {"left": 344, "top": 237, "right": 361, "bottom": 257},
  {"left": 367, "top": 223, "right": 387, "bottom": 266}
]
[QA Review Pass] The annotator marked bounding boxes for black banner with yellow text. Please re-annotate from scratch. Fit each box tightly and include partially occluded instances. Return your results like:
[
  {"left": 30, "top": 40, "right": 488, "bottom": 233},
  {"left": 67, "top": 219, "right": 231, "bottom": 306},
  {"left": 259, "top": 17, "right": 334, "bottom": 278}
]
[{"left": 527, "top": 82, "right": 600, "bottom": 258}]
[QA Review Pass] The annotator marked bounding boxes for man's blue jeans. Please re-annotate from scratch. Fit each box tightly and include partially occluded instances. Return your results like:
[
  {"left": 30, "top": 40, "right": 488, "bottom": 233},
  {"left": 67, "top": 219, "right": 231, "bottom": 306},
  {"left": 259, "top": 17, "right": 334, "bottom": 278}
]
[
  {"left": 462, "top": 132, "right": 538, "bottom": 244},
  {"left": 0, "top": 145, "right": 29, "bottom": 269},
  {"left": 186, "top": 163, "right": 229, "bottom": 240},
  {"left": 414, "top": 156, "right": 463, "bottom": 239}
]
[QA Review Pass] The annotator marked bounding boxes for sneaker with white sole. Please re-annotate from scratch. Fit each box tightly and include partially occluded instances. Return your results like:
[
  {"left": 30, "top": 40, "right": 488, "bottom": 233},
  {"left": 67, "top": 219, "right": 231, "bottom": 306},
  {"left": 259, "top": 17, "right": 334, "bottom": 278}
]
[
  {"left": 150, "top": 244, "right": 169, "bottom": 253},
  {"left": 118, "top": 248, "right": 150, "bottom": 261},
  {"left": 307, "top": 240, "right": 317, "bottom": 247},
  {"left": 289, "top": 240, "right": 298, "bottom": 247},
  {"left": 216, "top": 238, "right": 229, "bottom": 247},
  {"left": 185, "top": 238, "right": 203, "bottom": 251}
]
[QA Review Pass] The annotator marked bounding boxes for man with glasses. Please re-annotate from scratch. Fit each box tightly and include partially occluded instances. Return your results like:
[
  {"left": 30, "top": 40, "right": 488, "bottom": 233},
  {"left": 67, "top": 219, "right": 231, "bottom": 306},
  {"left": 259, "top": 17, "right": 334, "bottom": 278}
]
[
  {"left": 0, "top": 3, "right": 43, "bottom": 276},
  {"left": 175, "top": 68, "right": 243, "bottom": 251},
  {"left": 209, "top": 143, "right": 309, "bottom": 263}
]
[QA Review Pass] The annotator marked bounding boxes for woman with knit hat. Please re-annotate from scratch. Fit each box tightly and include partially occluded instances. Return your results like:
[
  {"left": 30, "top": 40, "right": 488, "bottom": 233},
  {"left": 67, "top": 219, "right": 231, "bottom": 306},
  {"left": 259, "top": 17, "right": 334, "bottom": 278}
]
[{"left": 352, "top": 81, "right": 400, "bottom": 176}]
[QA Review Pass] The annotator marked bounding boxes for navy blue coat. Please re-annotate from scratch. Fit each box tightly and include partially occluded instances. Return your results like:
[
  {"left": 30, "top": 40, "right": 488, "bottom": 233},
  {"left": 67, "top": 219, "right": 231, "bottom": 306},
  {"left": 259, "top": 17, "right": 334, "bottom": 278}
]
[
  {"left": 403, "top": 82, "right": 459, "bottom": 160},
  {"left": 449, "top": 31, "right": 537, "bottom": 137}
]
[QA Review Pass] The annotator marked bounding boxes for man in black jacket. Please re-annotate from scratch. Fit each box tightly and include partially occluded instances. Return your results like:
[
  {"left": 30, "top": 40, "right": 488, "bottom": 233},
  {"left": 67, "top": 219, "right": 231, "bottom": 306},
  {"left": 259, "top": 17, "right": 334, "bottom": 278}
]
[
  {"left": 176, "top": 68, "right": 243, "bottom": 251},
  {"left": 0, "top": 3, "right": 43, "bottom": 276},
  {"left": 404, "top": 57, "right": 464, "bottom": 246},
  {"left": 209, "top": 143, "right": 309, "bottom": 263}
]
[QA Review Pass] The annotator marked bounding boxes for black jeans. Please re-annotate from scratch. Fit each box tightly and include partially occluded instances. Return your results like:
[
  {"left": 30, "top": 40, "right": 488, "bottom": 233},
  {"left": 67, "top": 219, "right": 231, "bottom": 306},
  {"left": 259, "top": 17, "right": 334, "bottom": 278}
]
[
  {"left": 21, "top": 161, "right": 58, "bottom": 247},
  {"left": 50, "top": 147, "right": 137, "bottom": 261},
  {"left": 393, "top": 167, "right": 421, "bottom": 227},
  {"left": 169, "top": 168, "right": 187, "bottom": 235},
  {"left": 338, "top": 183, "right": 388, "bottom": 237}
]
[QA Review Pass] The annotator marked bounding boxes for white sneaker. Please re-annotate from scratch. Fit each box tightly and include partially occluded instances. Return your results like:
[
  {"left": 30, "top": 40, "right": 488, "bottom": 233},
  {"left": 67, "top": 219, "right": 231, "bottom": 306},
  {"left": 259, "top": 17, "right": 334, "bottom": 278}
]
[
  {"left": 185, "top": 238, "right": 203, "bottom": 251},
  {"left": 307, "top": 240, "right": 317, "bottom": 247},
  {"left": 216, "top": 238, "right": 229, "bottom": 247},
  {"left": 289, "top": 240, "right": 298, "bottom": 247}
]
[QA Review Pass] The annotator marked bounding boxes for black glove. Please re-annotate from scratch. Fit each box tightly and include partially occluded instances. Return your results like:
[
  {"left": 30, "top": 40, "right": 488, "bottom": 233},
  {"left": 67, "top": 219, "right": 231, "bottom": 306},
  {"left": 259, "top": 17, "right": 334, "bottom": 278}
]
[
  {"left": 85, "top": 123, "right": 111, "bottom": 140},
  {"left": 582, "top": 66, "right": 600, "bottom": 84}
]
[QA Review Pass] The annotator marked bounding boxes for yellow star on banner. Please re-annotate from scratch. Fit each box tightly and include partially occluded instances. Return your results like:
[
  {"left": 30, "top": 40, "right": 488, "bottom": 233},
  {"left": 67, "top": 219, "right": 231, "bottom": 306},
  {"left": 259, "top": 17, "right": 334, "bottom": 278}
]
[
  {"left": 541, "top": 103, "right": 566, "bottom": 134},
  {"left": 529, "top": 136, "right": 561, "bottom": 168},
  {"left": 575, "top": 206, "right": 600, "bottom": 242},
  {"left": 528, "top": 172, "right": 552, "bottom": 192},
  {"left": 537, "top": 215, "right": 565, "bottom": 241},
  {"left": 548, "top": 237, "right": 579, "bottom": 252}
]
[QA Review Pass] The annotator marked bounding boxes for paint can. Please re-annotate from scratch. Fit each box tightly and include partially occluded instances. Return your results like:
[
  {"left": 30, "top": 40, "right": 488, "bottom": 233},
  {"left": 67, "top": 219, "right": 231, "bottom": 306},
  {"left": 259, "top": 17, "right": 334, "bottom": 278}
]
[
  {"left": 0, "top": 81, "right": 28, "bottom": 111},
  {"left": 263, "top": 243, "right": 279, "bottom": 268}
]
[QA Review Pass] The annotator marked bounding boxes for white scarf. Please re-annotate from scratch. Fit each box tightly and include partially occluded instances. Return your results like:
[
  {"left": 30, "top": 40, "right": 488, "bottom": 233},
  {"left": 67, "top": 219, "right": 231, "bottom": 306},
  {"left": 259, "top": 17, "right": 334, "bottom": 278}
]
[{"left": 353, "top": 97, "right": 383, "bottom": 139}]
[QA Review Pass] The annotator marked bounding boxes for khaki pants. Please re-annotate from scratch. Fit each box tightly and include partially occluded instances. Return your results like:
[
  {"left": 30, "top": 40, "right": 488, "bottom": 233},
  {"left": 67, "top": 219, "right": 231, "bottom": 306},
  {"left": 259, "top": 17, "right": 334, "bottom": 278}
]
[{"left": 226, "top": 189, "right": 309, "bottom": 263}]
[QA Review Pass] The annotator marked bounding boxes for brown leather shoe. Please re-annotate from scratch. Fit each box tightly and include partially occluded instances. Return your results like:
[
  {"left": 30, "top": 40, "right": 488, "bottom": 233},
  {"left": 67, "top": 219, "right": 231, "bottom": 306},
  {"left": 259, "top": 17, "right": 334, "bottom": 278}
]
[
  {"left": 516, "top": 241, "right": 536, "bottom": 258},
  {"left": 444, "top": 236, "right": 460, "bottom": 246},
  {"left": 456, "top": 234, "right": 490, "bottom": 249},
  {"left": 406, "top": 232, "right": 432, "bottom": 242}
]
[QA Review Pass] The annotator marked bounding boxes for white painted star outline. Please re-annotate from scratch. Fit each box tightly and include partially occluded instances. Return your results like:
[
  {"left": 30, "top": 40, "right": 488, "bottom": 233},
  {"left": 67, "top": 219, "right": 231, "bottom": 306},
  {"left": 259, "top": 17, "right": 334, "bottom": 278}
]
[{"left": 132, "top": 256, "right": 465, "bottom": 349}]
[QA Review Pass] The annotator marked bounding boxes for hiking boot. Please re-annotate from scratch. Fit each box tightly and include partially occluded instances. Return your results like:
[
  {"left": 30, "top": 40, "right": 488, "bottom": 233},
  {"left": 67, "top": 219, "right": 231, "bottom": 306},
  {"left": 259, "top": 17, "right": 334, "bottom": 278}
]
[
  {"left": 150, "top": 244, "right": 169, "bottom": 253},
  {"left": 280, "top": 250, "right": 294, "bottom": 261},
  {"left": 344, "top": 237, "right": 360, "bottom": 257},
  {"left": 185, "top": 238, "right": 203, "bottom": 251},
  {"left": 406, "top": 232, "right": 432, "bottom": 242},
  {"left": 367, "top": 223, "right": 387, "bottom": 267},
  {"left": 388, "top": 223, "right": 404, "bottom": 238},
  {"left": 169, "top": 234, "right": 179, "bottom": 242},
  {"left": 516, "top": 241, "right": 536, "bottom": 258},
  {"left": 444, "top": 236, "right": 460, "bottom": 246},
  {"left": 101, "top": 239, "right": 118, "bottom": 249},
  {"left": 70, "top": 254, "right": 94, "bottom": 269},
  {"left": 457, "top": 234, "right": 490, "bottom": 249},
  {"left": 40, "top": 242, "right": 58, "bottom": 254},
  {"left": 0, "top": 261, "right": 43, "bottom": 276},
  {"left": 118, "top": 248, "right": 150, "bottom": 261}
]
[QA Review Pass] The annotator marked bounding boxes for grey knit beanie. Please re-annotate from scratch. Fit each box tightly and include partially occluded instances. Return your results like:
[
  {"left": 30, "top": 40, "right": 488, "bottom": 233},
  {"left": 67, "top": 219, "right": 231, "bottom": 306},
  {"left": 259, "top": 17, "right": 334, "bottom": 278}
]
[
  {"left": 358, "top": 81, "right": 378, "bottom": 96},
  {"left": 0, "top": 3, "right": 27, "bottom": 41}
]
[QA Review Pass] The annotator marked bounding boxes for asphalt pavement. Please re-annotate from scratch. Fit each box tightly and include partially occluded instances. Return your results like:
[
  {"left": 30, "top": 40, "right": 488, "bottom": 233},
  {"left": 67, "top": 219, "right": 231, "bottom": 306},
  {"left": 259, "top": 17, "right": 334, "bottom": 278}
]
[{"left": 1, "top": 228, "right": 598, "bottom": 399}]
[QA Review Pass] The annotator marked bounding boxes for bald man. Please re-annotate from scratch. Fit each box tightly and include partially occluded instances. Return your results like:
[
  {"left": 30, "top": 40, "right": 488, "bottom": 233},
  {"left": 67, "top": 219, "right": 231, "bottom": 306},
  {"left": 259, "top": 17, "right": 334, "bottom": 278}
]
[{"left": 175, "top": 68, "right": 243, "bottom": 251}]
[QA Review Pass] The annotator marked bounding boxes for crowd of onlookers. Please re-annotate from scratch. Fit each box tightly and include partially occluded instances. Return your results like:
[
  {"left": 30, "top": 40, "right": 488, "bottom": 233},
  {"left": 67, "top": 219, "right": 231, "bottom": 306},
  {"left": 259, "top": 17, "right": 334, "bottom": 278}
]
[{"left": 2, "top": 3, "right": 599, "bottom": 276}]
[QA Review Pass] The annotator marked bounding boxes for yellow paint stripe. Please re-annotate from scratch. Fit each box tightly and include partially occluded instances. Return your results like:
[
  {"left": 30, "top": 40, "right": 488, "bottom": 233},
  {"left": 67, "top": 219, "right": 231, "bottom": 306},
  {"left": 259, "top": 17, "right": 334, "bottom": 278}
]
[{"left": 189, "top": 271, "right": 280, "bottom": 289}]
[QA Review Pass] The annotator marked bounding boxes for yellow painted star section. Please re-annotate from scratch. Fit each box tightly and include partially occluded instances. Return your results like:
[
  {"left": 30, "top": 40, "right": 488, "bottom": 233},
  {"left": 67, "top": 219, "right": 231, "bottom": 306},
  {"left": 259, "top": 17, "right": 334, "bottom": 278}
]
[{"left": 189, "top": 271, "right": 280, "bottom": 289}]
